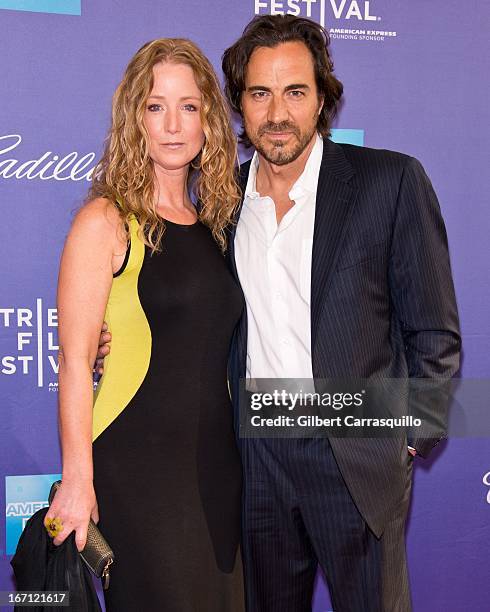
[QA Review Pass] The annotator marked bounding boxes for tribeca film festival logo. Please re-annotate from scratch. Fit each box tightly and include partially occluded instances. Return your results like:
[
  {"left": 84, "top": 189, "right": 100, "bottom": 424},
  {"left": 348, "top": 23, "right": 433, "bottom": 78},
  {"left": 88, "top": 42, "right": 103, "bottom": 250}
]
[
  {"left": 0, "top": 134, "right": 97, "bottom": 182},
  {"left": 5, "top": 474, "right": 61, "bottom": 555},
  {"left": 0, "top": 299, "right": 59, "bottom": 390},
  {"left": 254, "top": 0, "right": 398, "bottom": 42}
]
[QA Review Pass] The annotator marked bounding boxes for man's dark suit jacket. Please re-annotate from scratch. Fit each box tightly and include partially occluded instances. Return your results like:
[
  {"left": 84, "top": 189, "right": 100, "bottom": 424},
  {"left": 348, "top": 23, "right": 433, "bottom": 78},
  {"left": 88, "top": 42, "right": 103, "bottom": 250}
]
[{"left": 226, "top": 137, "right": 461, "bottom": 538}]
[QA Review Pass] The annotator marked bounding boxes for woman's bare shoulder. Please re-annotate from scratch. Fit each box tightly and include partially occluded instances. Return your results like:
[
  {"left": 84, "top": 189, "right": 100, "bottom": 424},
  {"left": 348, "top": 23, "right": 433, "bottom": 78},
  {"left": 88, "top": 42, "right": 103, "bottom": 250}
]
[{"left": 70, "top": 198, "right": 125, "bottom": 245}]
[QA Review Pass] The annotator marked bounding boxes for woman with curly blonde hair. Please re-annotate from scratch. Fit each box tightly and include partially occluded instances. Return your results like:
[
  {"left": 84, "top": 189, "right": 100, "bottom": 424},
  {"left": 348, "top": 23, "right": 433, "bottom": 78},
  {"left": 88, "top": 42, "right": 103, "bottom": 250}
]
[{"left": 48, "top": 39, "right": 245, "bottom": 611}]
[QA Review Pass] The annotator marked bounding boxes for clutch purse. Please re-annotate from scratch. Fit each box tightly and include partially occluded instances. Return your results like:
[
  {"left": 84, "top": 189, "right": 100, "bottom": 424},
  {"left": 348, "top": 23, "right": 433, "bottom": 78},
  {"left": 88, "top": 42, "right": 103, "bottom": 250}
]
[{"left": 48, "top": 480, "right": 115, "bottom": 589}]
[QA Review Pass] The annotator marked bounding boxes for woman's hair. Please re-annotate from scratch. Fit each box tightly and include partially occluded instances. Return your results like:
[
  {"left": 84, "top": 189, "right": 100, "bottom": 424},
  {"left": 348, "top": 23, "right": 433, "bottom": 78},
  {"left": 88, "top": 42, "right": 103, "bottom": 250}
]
[
  {"left": 88, "top": 38, "right": 240, "bottom": 252},
  {"left": 222, "top": 14, "right": 344, "bottom": 147}
]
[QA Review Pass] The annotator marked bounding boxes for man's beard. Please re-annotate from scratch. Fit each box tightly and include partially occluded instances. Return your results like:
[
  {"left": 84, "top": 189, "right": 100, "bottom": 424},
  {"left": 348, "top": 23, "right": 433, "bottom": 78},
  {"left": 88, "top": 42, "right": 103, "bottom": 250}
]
[{"left": 245, "top": 119, "right": 317, "bottom": 166}]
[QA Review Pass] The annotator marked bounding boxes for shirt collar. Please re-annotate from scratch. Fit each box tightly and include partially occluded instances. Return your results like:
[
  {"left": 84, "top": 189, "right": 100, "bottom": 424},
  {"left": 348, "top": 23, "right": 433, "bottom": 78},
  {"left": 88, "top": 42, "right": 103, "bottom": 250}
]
[{"left": 244, "top": 133, "right": 324, "bottom": 202}]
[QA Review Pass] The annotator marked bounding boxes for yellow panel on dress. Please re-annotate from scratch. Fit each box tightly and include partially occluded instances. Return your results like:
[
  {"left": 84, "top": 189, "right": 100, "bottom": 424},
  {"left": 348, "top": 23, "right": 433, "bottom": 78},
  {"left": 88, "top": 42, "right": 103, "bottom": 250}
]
[{"left": 92, "top": 216, "right": 151, "bottom": 441}]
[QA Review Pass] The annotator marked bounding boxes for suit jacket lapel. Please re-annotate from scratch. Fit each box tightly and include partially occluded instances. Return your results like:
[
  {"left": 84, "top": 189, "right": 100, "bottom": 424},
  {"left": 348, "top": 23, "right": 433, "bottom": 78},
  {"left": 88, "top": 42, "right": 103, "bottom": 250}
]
[
  {"left": 226, "top": 159, "right": 251, "bottom": 282},
  {"left": 311, "top": 139, "right": 358, "bottom": 352},
  {"left": 226, "top": 159, "right": 252, "bottom": 384}
]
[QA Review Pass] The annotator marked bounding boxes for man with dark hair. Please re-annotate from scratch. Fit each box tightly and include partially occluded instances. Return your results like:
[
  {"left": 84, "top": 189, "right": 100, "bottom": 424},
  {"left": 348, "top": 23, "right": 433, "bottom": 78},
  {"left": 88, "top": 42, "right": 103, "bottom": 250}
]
[{"left": 222, "top": 14, "right": 461, "bottom": 612}]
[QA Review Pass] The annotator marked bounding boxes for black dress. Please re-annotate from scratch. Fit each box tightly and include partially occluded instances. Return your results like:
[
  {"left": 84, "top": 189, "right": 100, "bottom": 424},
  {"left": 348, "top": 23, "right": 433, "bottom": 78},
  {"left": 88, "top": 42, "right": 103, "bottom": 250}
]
[{"left": 92, "top": 217, "right": 244, "bottom": 611}]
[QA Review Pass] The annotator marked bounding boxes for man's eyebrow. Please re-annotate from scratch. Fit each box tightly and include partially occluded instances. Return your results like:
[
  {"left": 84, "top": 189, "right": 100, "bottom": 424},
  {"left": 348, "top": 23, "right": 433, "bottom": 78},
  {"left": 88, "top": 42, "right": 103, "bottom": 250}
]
[
  {"left": 246, "top": 85, "right": 272, "bottom": 92},
  {"left": 245, "top": 84, "right": 310, "bottom": 92},
  {"left": 284, "top": 84, "right": 310, "bottom": 91}
]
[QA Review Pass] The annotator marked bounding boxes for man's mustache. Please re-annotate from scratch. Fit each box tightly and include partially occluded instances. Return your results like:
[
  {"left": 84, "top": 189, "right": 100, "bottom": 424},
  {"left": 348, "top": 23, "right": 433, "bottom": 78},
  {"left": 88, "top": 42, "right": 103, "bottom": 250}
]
[{"left": 257, "top": 122, "right": 300, "bottom": 137}]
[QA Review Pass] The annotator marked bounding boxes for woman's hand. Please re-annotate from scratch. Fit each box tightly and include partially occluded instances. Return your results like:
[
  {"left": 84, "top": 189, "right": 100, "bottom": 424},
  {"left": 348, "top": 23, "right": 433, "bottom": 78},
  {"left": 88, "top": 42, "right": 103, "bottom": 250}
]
[{"left": 46, "top": 478, "right": 99, "bottom": 552}]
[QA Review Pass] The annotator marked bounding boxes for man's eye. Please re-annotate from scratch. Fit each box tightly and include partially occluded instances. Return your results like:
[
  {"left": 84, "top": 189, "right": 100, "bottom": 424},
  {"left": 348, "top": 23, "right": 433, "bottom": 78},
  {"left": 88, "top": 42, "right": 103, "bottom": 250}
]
[
  {"left": 147, "top": 104, "right": 162, "bottom": 112},
  {"left": 288, "top": 90, "right": 304, "bottom": 98},
  {"left": 252, "top": 91, "right": 268, "bottom": 99}
]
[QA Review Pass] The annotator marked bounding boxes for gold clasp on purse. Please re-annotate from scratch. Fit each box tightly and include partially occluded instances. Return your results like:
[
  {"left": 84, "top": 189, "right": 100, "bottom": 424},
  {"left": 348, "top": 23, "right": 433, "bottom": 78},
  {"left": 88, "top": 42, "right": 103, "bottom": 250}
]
[{"left": 102, "top": 558, "right": 113, "bottom": 590}]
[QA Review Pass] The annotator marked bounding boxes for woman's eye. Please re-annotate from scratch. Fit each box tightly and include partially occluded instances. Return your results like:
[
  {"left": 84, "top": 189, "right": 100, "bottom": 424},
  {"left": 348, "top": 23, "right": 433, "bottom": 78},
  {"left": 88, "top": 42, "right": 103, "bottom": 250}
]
[
  {"left": 147, "top": 104, "right": 162, "bottom": 112},
  {"left": 182, "top": 104, "right": 198, "bottom": 112}
]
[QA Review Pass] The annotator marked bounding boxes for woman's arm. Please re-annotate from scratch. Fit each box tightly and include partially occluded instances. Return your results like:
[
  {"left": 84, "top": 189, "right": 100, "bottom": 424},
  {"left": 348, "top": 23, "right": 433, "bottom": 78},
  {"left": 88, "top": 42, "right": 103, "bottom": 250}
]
[{"left": 47, "top": 198, "right": 121, "bottom": 551}]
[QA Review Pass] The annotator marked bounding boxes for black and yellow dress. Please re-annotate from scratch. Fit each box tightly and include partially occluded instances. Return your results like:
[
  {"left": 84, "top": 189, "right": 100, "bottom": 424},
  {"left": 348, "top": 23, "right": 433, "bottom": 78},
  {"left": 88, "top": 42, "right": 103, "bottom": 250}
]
[{"left": 92, "top": 215, "right": 244, "bottom": 611}]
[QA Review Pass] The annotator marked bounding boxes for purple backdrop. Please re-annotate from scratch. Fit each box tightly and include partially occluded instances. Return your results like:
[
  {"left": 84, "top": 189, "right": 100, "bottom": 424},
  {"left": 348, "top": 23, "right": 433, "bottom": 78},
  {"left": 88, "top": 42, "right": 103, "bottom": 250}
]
[{"left": 1, "top": 1, "right": 489, "bottom": 610}]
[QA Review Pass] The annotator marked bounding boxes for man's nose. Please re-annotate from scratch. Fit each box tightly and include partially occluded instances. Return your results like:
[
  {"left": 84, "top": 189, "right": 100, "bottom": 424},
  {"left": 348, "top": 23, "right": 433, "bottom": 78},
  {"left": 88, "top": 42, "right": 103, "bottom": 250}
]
[{"left": 267, "top": 95, "right": 288, "bottom": 125}]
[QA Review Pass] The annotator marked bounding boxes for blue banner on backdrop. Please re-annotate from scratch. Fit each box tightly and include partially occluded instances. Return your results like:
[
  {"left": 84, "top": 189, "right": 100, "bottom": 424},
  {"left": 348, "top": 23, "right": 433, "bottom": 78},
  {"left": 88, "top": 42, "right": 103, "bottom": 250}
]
[
  {"left": 5, "top": 474, "right": 61, "bottom": 555},
  {"left": 0, "top": 0, "right": 81, "bottom": 15}
]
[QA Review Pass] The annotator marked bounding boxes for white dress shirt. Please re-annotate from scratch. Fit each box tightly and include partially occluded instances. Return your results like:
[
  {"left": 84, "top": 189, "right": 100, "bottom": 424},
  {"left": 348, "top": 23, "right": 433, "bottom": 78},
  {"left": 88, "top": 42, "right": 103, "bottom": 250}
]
[{"left": 235, "top": 134, "right": 324, "bottom": 380}]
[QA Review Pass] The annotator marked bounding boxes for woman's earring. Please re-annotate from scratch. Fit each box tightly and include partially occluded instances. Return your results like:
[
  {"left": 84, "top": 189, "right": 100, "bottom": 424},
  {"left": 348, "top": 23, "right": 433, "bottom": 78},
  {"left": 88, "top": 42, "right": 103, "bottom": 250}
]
[{"left": 191, "top": 150, "right": 202, "bottom": 170}]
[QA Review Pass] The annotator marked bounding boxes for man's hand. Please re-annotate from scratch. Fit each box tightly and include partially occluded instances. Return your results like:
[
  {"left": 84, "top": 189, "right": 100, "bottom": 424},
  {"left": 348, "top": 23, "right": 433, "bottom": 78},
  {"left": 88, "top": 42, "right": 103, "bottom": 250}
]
[{"left": 95, "top": 321, "right": 111, "bottom": 375}]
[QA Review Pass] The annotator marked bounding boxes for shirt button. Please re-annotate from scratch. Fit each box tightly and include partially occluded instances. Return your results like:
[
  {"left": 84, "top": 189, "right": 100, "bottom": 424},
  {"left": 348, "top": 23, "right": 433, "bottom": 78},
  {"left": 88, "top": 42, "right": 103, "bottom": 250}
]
[{"left": 282, "top": 338, "right": 290, "bottom": 346}]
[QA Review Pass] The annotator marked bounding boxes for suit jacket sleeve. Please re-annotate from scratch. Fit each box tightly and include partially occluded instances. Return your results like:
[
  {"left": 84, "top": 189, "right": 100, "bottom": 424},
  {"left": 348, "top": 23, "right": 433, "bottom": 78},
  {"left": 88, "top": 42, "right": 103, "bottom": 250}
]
[{"left": 388, "top": 156, "right": 461, "bottom": 457}]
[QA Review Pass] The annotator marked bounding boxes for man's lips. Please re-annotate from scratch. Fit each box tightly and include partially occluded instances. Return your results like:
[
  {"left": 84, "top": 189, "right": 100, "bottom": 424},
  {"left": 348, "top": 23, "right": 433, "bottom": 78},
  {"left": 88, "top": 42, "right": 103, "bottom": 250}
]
[{"left": 263, "top": 131, "right": 294, "bottom": 140}]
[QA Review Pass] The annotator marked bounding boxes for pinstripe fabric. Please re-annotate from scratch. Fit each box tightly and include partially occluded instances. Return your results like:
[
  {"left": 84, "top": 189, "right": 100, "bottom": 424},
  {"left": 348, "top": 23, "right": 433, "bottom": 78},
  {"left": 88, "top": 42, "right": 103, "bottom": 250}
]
[
  {"left": 241, "top": 438, "right": 412, "bottom": 612},
  {"left": 226, "top": 138, "right": 461, "bottom": 610}
]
